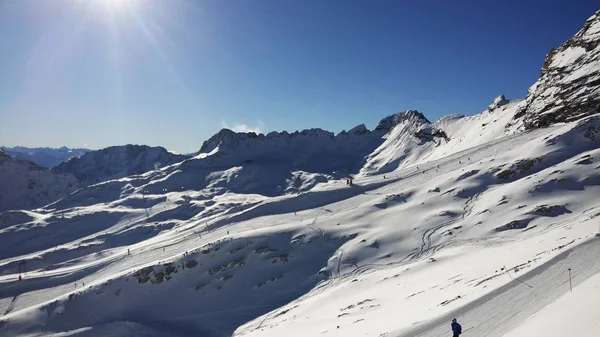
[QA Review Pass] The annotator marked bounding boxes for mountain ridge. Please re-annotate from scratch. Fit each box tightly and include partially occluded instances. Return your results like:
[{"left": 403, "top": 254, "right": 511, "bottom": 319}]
[{"left": 52, "top": 144, "right": 189, "bottom": 186}]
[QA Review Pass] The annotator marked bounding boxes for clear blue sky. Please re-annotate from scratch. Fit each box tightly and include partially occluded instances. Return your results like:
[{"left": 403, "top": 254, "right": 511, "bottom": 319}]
[{"left": 0, "top": 0, "right": 597, "bottom": 153}]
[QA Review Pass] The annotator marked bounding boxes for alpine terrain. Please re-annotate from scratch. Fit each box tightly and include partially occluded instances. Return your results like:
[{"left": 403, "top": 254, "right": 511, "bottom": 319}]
[{"left": 0, "top": 9, "right": 599, "bottom": 337}]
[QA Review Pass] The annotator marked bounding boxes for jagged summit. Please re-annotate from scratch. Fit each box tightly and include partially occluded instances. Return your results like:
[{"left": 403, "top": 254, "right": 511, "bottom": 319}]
[
  {"left": 341, "top": 124, "right": 369, "bottom": 136},
  {"left": 516, "top": 10, "right": 600, "bottom": 128},
  {"left": 200, "top": 110, "right": 430, "bottom": 156},
  {"left": 375, "top": 110, "right": 430, "bottom": 131},
  {"left": 489, "top": 94, "right": 510, "bottom": 110},
  {"left": 199, "top": 128, "right": 341, "bottom": 155}
]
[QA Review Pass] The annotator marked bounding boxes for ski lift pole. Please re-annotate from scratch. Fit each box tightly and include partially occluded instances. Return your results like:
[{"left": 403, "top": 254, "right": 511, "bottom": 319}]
[{"left": 568, "top": 268, "right": 572, "bottom": 292}]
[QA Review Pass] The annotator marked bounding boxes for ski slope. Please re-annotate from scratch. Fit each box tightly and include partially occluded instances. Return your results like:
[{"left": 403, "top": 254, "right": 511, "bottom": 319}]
[
  {"left": 398, "top": 237, "right": 600, "bottom": 337},
  {"left": 502, "top": 267, "right": 600, "bottom": 337},
  {"left": 0, "top": 109, "right": 599, "bottom": 336}
]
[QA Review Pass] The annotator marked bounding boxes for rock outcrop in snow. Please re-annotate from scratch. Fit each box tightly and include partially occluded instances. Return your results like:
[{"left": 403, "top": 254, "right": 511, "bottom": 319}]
[
  {"left": 516, "top": 10, "right": 600, "bottom": 128},
  {"left": 374, "top": 110, "right": 430, "bottom": 131},
  {"left": 0, "top": 150, "right": 79, "bottom": 212},
  {"left": 488, "top": 94, "right": 509, "bottom": 110},
  {"left": 52, "top": 145, "right": 188, "bottom": 185}
]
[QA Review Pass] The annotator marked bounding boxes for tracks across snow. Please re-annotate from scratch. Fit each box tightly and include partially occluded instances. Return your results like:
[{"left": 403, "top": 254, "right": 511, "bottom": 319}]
[
  {"left": 408, "top": 189, "right": 485, "bottom": 261},
  {"left": 395, "top": 237, "right": 600, "bottom": 337}
]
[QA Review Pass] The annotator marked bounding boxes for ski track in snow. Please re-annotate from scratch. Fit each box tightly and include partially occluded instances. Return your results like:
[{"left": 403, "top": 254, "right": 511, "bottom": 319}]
[{"left": 396, "top": 237, "right": 600, "bottom": 337}]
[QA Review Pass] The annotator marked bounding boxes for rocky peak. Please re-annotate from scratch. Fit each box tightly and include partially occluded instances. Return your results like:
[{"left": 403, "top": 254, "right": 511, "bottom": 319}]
[
  {"left": 489, "top": 95, "right": 509, "bottom": 110},
  {"left": 516, "top": 10, "right": 600, "bottom": 129},
  {"left": 349, "top": 124, "right": 369, "bottom": 135},
  {"left": 375, "top": 110, "right": 430, "bottom": 132},
  {"left": 343, "top": 124, "right": 370, "bottom": 136}
]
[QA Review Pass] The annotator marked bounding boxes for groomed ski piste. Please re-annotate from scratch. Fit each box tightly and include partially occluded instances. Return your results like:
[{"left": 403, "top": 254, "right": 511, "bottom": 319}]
[{"left": 1, "top": 95, "right": 600, "bottom": 337}]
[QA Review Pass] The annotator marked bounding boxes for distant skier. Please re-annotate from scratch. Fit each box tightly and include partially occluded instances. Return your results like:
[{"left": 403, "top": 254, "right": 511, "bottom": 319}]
[{"left": 451, "top": 318, "right": 462, "bottom": 336}]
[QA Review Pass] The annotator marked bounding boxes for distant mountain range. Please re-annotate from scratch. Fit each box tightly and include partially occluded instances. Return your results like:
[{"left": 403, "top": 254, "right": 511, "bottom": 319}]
[{"left": 0, "top": 146, "right": 90, "bottom": 168}]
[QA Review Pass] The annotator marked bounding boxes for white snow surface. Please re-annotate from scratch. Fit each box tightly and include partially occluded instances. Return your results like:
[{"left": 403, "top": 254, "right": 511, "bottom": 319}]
[
  {"left": 502, "top": 271, "right": 600, "bottom": 337},
  {"left": 0, "top": 109, "right": 599, "bottom": 337}
]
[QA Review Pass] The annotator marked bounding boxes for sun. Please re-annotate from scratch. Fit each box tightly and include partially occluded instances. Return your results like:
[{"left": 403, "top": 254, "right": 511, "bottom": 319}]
[{"left": 102, "top": 0, "right": 137, "bottom": 11}]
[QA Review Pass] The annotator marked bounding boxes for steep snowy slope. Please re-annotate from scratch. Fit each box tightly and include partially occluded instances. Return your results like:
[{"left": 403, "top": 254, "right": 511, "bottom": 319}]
[
  {"left": 516, "top": 10, "right": 600, "bottom": 128},
  {"left": 0, "top": 146, "right": 90, "bottom": 168},
  {"left": 0, "top": 150, "right": 80, "bottom": 212},
  {"left": 52, "top": 145, "right": 189, "bottom": 185}
]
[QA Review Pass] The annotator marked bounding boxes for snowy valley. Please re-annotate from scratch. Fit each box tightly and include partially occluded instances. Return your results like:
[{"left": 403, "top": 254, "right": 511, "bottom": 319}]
[{"left": 0, "top": 9, "right": 600, "bottom": 337}]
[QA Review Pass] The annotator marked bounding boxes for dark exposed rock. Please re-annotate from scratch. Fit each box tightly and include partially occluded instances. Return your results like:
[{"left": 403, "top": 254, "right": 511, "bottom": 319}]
[{"left": 516, "top": 10, "right": 600, "bottom": 129}]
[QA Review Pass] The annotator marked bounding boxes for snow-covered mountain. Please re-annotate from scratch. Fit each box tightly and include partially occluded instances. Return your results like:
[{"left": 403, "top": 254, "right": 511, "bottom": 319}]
[
  {"left": 0, "top": 150, "right": 79, "bottom": 212},
  {"left": 0, "top": 146, "right": 90, "bottom": 168},
  {"left": 516, "top": 10, "right": 600, "bottom": 128},
  {"left": 52, "top": 145, "right": 189, "bottom": 186},
  {"left": 183, "top": 117, "right": 413, "bottom": 196},
  {"left": 1, "top": 10, "right": 600, "bottom": 337}
]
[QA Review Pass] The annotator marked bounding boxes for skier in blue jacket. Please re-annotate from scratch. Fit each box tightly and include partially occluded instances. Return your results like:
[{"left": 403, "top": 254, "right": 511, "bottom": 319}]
[{"left": 451, "top": 318, "right": 462, "bottom": 336}]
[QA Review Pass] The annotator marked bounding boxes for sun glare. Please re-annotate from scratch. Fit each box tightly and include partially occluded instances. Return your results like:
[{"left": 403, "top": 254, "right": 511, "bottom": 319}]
[{"left": 103, "top": 0, "right": 137, "bottom": 11}]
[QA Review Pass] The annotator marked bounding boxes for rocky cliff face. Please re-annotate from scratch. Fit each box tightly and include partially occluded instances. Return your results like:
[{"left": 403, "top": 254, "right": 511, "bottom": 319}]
[{"left": 517, "top": 10, "right": 600, "bottom": 128}]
